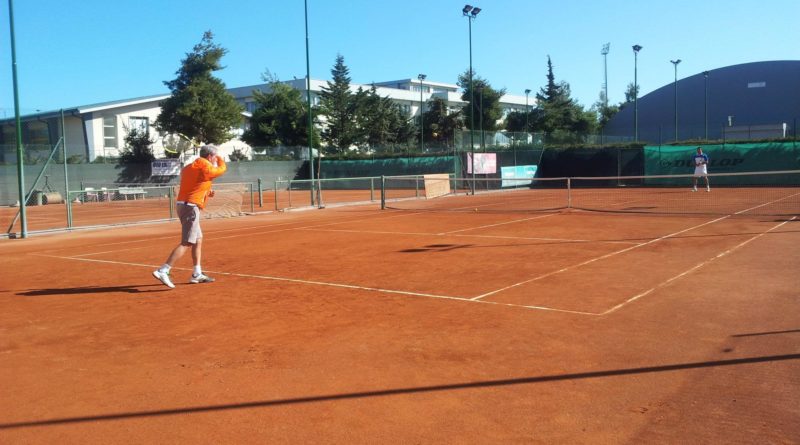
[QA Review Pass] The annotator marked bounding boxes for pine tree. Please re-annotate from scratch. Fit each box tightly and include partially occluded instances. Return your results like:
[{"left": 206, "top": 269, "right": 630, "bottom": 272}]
[
  {"left": 242, "top": 76, "right": 319, "bottom": 149},
  {"left": 457, "top": 70, "right": 505, "bottom": 131},
  {"left": 155, "top": 31, "right": 243, "bottom": 145},
  {"left": 318, "top": 55, "right": 359, "bottom": 153}
]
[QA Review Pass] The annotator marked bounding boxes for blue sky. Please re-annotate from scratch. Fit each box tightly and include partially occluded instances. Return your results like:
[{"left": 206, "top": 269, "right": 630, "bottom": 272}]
[{"left": 1, "top": 0, "right": 798, "bottom": 117}]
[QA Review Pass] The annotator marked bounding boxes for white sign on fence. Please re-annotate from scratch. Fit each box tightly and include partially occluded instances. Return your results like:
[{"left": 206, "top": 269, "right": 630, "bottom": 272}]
[{"left": 151, "top": 159, "right": 182, "bottom": 176}]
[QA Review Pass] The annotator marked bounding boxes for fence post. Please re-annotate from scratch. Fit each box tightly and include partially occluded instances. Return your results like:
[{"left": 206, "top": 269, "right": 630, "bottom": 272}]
[
  {"left": 257, "top": 178, "right": 263, "bottom": 208},
  {"left": 274, "top": 180, "right": 279, "bottom": 211},
  {"left": 380, "top": 175, "right": 386, "bottom": 210},
  {"left": 370, "top": 177, "right": 375, "bottom": 202},
  {"left": 168, "top": 186, "right": 175, "bottom": 219},
  {"left": 249, "top": 183, "right": 255, "bottom": 213}
]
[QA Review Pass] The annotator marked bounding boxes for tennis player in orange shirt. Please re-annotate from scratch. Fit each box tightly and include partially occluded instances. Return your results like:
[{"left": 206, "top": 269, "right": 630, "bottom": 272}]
[{"left": 153, "top": 145, "right": 227, "bottom": 288}]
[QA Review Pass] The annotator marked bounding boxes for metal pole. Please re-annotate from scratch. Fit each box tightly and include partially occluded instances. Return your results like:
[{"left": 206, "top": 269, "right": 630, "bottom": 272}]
[
  {"left": 468, "top": 15, "right": 475, "bottom": 194},
  {"left": 304, "top": 0, "right": 315, "bottom": 206},
  {"left": 703, "top": 71, "right": 709, "bottom": 140},
  {"left": 61, "top": 109, "right": 72, "bottom": 228},
  {"left": 602, "top": 43, "right": 610, "bottom": 108},
  {"left": 479, "top": 88, "right": 483, "bottom": 152},
  {"left": 633, "top": 45, "right": 642, "bottom": 142},
  {"left": 418, "top": 74, "right": 426, "bottom": 152},
  {"left": 257, "top": 178, "right": 263, "bottom": 208},
  {"left": 380, "top": 175, "right": 386, "bottom": 210},
  {"left": 671, "top": 59, "right": 681, "bottom": 141},
  {"left": 9, "top": 0, "right": 27, "bottom": 237}
]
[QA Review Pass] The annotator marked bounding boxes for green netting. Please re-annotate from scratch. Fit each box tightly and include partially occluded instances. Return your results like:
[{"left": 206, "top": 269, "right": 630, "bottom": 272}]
[
  {"left": 645, "top": 142, "right": 800, "bottom": 176},
  {"left": 318, "top": 156, "right": 458, "bottom": 178}
]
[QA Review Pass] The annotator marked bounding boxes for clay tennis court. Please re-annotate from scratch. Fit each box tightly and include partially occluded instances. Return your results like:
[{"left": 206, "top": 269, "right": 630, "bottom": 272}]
[{"left": 1, "top": 191, "right": 799, "bottom": 443}]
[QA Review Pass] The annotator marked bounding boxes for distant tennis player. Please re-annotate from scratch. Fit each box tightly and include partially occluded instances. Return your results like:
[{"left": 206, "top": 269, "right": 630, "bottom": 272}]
[
  {"left": 691, "top": 147, "right": 710, "bottom": 192},
  {"left": 153, "top": 144, "right": 227, "bottom": 288}
]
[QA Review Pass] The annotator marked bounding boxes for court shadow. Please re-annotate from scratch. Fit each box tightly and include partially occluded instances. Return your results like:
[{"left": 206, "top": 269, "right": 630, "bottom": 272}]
[
  {"left": 18, "top": 285, "right": 171, "bottom": 297},
  {"left": 1, "top": 353, "right": 797, "bottom": 430},
  {"left": 399, "top": 244, "right": 475, "bottom": 253},
  {"left": 732, "top": 328, "right": 800, "bottom": 337}
]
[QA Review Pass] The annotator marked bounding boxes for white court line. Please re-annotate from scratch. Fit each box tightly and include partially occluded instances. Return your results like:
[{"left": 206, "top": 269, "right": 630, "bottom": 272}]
[
  {"left": 450, "top": 233, "right": 640, "bottom": 245},
  {"left": 600, "top": 216, "right": 797, "bottom": 315},
  {"left": 298, "top": 227, "right": 640, "bottom": 246},
  {"left": 30, "top": 253, "right": 600, "bottom": 316},
  {"left": 470, "top": 214, "right": 732, "bottom": 301},
  {"left": 45, "top": 210, "right": 428, "bottom": 256},
  {"left": 472, "top": 193, "right": 800, "bottom": 302},
  {"left": 439, "top": 213, "right": 557, "bottom": 235}
]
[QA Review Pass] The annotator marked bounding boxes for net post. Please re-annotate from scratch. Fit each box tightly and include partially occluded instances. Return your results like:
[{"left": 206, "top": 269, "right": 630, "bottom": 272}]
[
  {"left": 567, "top": 177, "right": 572, "bottom": 209},
  {"left": 257, "top": 178, "right": 263, "bottom": 208},
  {"left": 288, "top": 180, "right": 292, "bottom": 209},
  {"left": 249, "top": 183, "right": 255, "bottom": 212},
  {"left": 380, "top": 175, "right": 386, "bottom": 210},
  {"left": 415, "top": 176, "right": 420, "bottom": 198},
  {"left": 370, "top": 177, "right": 375, "bottom": 201}
]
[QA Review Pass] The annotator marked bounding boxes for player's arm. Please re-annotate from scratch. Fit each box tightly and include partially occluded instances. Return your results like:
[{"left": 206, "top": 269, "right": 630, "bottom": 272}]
[{"left": 201, "top": 155, "right": 227, "bottom": 180}]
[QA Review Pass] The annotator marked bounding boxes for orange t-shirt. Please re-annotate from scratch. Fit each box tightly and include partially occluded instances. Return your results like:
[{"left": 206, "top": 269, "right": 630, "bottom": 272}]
[{"left": 176, "top": 157, "right": 227, "bottom": 209}]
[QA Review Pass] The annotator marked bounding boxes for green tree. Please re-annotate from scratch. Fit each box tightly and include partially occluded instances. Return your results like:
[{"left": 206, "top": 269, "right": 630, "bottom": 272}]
[
  {"left": 423, "top": 97, "right": 462, "bottom": 147},
  {"left": 535, "top": 56, "right": 598, "bottom": 140},
  {"left": 242, "top": 74, "right": 320, "bottom": 150},
  {"left": 155, "top": 31, "right": 243, "bottom": 145},
  {"left": 318, "top": 54, "right": 359, "bottom": 153},
  {"left": 119, "top": 127, "right": 155, "bottom": 164},
  {"left": 457, "top": 70, "right": 505, "bottom": 131},
  {"left": 504, "top": 110, "right": 528, "bottom": 132},
  {"left": 117, "top": 127, "right": 156, "bottom": 183},
  {"left": 622, "top": 82, "right": 639, "bottom": 108},
  {"left": 355, "top": 86, "right": 415, "bottom": 151},
  {"left": 594, "top": 90, "right": 620, "bottom": 128}
]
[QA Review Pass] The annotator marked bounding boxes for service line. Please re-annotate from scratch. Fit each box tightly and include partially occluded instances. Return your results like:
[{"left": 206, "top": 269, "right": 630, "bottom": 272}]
[
  {"left": 31, "top": 253, "right": 600, "bottom": 316},
  {"left": 600, "top": 216, "right": 797, "bottom": 315}
]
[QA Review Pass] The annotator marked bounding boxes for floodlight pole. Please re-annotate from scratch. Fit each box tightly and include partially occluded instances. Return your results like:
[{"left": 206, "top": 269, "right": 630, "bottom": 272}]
[
  {"left": 304, "top": 0, "right": 315, "bottom": 206},
  {"left": 703, "top": 71, "right": 709, "bottom": 140},
  {"left": 632, "top": 45, "right": 642, "bottom": 142},
  {"left": 601, "top": 43, "right": 610, "bottom": 108},
  {"left": 9, "top": 0, "right": 27, "bottom": 238},
  {"left": 670, "top": 59, "right": 681, "bottom": 141},
  {"left": 418, "top": 74, "right": 426, "bottom": 152},
  {"left": 463, "top": 5, "right": 481, "bottom": 194},
  {"left": 524, "top": 89, "right": 530, "bottom": 136}
]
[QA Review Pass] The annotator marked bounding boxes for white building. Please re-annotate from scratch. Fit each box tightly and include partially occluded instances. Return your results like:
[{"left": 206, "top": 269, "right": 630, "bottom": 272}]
[{"left": 0, "top": 78, "right": 533, "bottom": 162}]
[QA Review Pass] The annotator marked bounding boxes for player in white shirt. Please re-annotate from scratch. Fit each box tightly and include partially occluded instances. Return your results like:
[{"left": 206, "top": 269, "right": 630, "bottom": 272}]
[{"left": 691, "top": 147, "right": 710, "bottom": 192}]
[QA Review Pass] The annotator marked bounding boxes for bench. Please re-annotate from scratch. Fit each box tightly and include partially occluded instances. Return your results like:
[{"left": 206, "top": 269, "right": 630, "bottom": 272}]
[{"left": 117, "top": 186, "right": 147, "bottom": 200}]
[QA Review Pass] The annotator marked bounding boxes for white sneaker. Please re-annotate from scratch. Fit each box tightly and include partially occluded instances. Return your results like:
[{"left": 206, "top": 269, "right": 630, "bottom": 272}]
[
  {"left": 190, "top": 273, "right": 215, "bottom": 284},
  {"left": 691, "top": 187, "right": 697, "bottom": 192},
  {"left": 152, "top": 270, "right": 175, "bottom": 289},
  {"left": 706, "top": 187, "right": 711, "bottom": 192}
]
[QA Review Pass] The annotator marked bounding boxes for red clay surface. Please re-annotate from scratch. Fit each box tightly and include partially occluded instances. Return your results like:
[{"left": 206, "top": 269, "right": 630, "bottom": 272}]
[{"left": 1, "top": 200, "right": 799, "bottom": 444}]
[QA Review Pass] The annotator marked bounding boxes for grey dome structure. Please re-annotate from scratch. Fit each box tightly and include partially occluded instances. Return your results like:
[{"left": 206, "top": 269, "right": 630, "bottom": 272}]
[{"left": 603, "top": 60, "right": 800, "bottom": 143}]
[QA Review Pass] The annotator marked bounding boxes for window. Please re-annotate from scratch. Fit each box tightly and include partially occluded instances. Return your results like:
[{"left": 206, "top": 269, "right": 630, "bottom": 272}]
[
  {"left": 129, "top": 116, "right": 149, "bottom": 133},
  {"left": 103, "top": 116, "right": 118, "bottom": 148},
  {"left": 27, "top": 121, "right": 50, "bottom": 145}
]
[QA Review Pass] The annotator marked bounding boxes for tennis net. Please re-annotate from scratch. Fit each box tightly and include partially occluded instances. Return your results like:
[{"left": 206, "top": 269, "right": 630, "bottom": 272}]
[{"left": 381, "top": 170, "right": 800, "bottom": 217}]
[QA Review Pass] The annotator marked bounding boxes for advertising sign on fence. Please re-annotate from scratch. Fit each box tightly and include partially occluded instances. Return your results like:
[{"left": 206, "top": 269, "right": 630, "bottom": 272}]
[
  {"left": 501, "top": 165, "right": 538, "bottom": 187},
  {"left": 151, "top": 159, "right": 182, "bottom": 176},
  {"left": 466, "top": 153, "right": 497, "bottom": 174}
]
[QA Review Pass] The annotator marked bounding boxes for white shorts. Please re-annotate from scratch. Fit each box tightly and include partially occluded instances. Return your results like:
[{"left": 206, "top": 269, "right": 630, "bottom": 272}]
[{"left": 694, "top": 166, "right": 707, "bottom": 177}]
